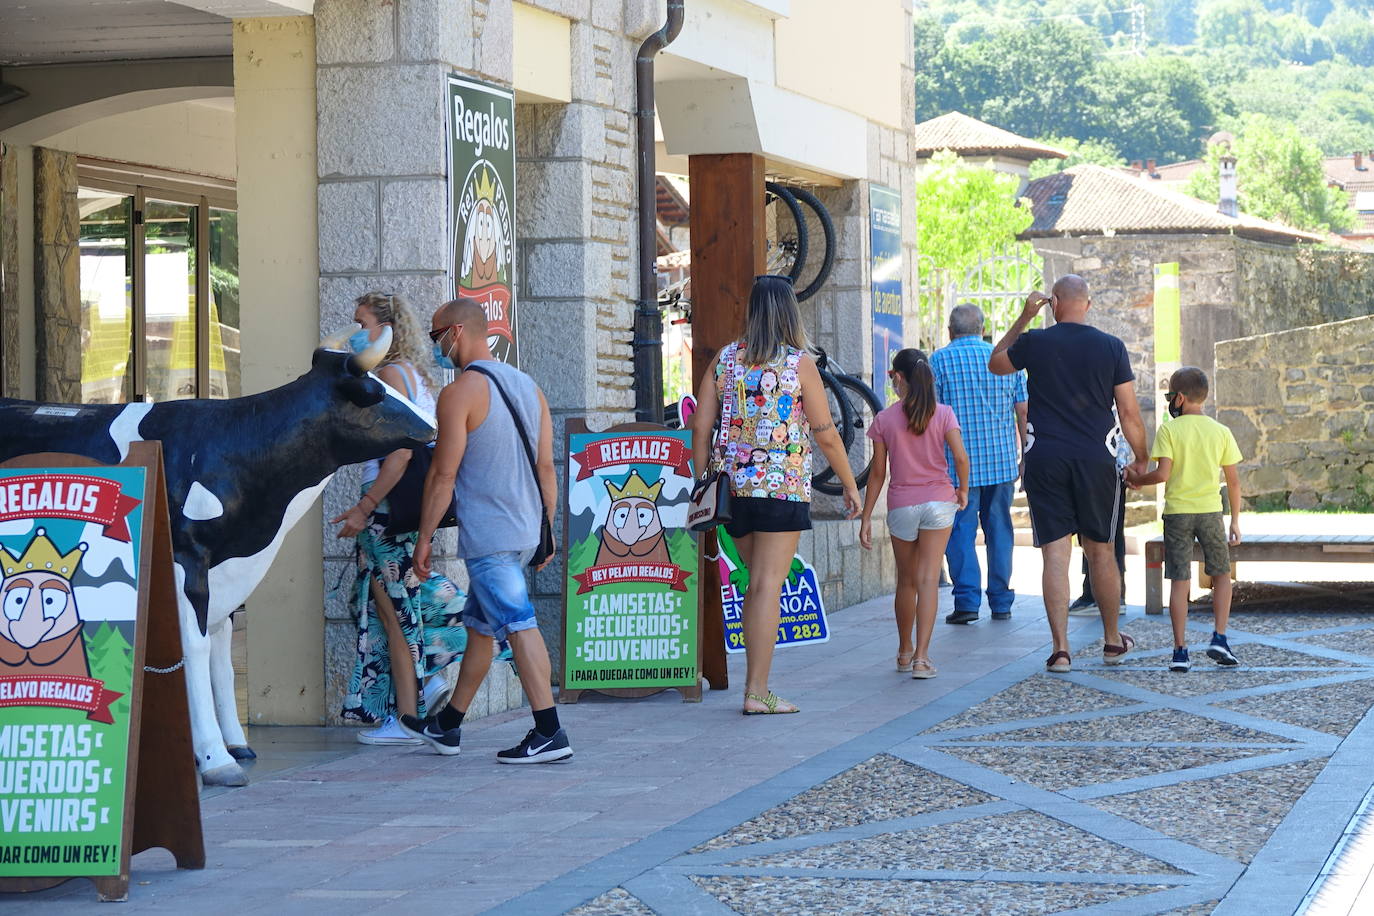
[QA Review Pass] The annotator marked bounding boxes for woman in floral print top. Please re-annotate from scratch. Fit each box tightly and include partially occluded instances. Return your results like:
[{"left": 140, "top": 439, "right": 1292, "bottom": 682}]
[{"left": 691, "top": 275, "right": 860, "bottom": 716}]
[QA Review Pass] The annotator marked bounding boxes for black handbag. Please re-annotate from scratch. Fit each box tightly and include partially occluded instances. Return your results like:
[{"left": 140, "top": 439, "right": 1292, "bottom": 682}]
[
  {"left": 382, "top": 442, "right": 458, "bottom": 537},
  {"left": 687, "top": 471, "right": 733, "bottom": 532},
  {"left": 686, "top": 356, "right": 736, "bottom": 533},
  {"left": 467, "top": 365, "right": 555, "bottom": 568}
]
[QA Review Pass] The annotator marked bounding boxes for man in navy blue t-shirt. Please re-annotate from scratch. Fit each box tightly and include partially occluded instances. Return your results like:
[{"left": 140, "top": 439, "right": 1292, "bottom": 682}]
[{"left": 988, "top": 275, "right": 1148, "bottom": 674}]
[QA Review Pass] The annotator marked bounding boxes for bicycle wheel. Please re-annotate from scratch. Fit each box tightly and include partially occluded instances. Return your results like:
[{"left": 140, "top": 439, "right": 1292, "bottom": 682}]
[
  {"left": 787, "top": 186, "right": 835, "bottom": 302},
  {"left": 810, "top": 368, "right": 856, "bottom": 495},
  {"left": 764, "top": 181, "right": 808, "bottom": 284},
  {"left": 812, "top": 374, "right": 881, "bottom": 495}
]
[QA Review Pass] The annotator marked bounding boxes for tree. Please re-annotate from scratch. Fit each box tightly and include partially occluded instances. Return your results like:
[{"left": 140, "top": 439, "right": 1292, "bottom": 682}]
[
  {"left": 1323, "top": 9, "right": 1374, "bottom": 66},
  {"left": 1184, "top": 114, "right": 1356, "bottom": 232},
  {"left": 916, "top": 151, "right": 1036, "bottom": 277},
  {"left": 1198, "top": 0, "right": 1279, "bottom": 48},
  {"left": 1028, "top": 136, "right": 1127, "bottom": 178},
  {"left": 1093, "top": 53, "right": 1227, "bottom": 161}
]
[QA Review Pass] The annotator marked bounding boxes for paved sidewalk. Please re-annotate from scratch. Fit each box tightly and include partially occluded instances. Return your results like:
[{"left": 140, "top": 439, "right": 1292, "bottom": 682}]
[{"left": 10, "top": 555, "right": 1374, "bottom": 914}]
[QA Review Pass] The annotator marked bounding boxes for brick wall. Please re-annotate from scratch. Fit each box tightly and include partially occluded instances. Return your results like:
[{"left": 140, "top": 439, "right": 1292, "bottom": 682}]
[{"left": 1215, "top": 314, "right": 1374, "bottom": 511}]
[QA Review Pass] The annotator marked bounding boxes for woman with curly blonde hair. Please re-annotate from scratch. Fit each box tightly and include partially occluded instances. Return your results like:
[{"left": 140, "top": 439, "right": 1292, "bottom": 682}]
[{"left": 331, "top": 291, "right": 467, "bottom": 745}]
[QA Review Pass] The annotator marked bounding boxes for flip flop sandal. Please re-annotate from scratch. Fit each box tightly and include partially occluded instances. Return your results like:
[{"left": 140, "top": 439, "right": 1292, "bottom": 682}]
[
  {"left": 742, "top": 691, "right": 799, "bottom": 715},
  {"left": 1103, "top": 634, "right": 1136, "bottom": 666},
  {"left": 911, "top": 659, "right": 938, "bottom": 679},
  {"left": 896, "top": 652, "right": 915, "bottom": 672},
  {"left": 1046, "top": 651, "right": 1072, "bottom": 673}
]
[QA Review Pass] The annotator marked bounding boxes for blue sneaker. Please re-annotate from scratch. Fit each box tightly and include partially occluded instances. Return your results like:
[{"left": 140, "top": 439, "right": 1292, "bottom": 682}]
[
  {"left": 1169, "top": 647, "right": 1190, "bottom": 672},
  {"left": 1207, "top": 632, "right": 1239, "bottom": 667}
]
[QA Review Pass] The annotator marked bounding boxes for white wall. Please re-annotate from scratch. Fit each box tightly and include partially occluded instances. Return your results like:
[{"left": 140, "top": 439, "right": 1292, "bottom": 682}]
[{"left": 36, "top": 100, "right": 237, "bottom": 180}]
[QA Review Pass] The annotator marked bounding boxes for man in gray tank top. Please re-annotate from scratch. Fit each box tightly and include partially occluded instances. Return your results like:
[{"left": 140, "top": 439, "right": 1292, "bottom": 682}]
[{"left": 402, "top": 298, "right": 571, "bottom": 764}]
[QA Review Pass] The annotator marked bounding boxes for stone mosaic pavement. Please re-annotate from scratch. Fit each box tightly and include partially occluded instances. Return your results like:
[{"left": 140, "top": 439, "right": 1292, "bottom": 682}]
[{"left": 511, "top": 605, "right": 1374, "bottom": 916}]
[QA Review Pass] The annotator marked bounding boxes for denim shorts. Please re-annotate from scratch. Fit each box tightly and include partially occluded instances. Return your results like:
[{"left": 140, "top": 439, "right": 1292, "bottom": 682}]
[
  {"left": 887, "top": 500, "right": 958, "bottom": 542},
  {"left": 462, "top": 550, "right": 539, "bottom": 641}
]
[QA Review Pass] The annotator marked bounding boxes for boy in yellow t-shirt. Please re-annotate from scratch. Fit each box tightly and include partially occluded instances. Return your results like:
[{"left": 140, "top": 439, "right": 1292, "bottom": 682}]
[{"left": 1131, "top": 367, "right": 1243, "bottom": 672}]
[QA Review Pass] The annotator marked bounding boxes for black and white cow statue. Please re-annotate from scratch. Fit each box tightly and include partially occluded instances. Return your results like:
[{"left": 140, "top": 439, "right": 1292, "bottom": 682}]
[{"left": 0, "top": 327, "right": 436, "bottom": 786}]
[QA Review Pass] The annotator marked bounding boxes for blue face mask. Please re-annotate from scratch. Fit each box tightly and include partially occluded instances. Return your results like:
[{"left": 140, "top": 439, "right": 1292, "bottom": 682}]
[
  {"left": 432, "top": 342, "right": 456, "bottom": 371},
  {"left": 347, "top": 328, "right": 372, "bottom": 355}
]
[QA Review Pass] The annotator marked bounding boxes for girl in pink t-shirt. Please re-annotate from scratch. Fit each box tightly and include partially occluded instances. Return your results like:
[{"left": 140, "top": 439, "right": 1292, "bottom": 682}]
[{"left": 860, "top": 348, "right": 969, "bottom": 679}]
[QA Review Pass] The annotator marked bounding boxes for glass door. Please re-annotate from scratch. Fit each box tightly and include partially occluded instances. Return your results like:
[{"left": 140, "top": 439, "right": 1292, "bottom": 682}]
[
  {"left": 77, "top": 172, "right": 238, "bottom": 403},
  {"left": 77, "top": 189, "right": 135, "bottom": 404},
  {"left": 142, "top": 196, "right": 199, "bottom": 402}
]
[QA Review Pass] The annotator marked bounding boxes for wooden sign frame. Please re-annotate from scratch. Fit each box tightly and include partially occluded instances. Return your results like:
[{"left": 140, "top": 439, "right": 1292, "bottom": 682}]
[
  {"left": 0, "top": 443, "right": 203, "bottom": 902},
  {"left": 559, "top": 420, "right": 702, "bottom": 704}
]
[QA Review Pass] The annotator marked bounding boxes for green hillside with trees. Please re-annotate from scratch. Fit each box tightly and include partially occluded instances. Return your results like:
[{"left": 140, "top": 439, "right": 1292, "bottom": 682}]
[{"left": 916, "top": 0, "right": 1374, "bottom": 163}]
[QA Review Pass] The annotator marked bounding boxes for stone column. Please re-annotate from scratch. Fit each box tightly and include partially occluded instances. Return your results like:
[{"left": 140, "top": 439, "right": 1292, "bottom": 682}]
[
  {"left": 314, "top": 0, "right": 520, "bottom": 717},
  {"left": 0, "top": 143, "right": 23, "bottom": 398},
  {"left": 516, "top": 4, "right": 646, "bottom": 676},
  {"left": 33, "top": 146, "right": 82, "bottom": 403}
]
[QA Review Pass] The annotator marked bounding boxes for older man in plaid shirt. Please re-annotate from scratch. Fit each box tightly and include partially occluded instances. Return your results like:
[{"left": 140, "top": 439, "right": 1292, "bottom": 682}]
[{"left": 931, "top": 304, "right": 1028, "bottom": 624}]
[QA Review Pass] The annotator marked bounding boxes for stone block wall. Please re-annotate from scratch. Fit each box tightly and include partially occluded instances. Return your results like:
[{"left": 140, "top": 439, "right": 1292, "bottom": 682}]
[
  {"left": 1215, "top": 314, "right": 1374, "bottom": 511},
  {"left": 1234, "top": 243, "right": 1374, "bottom": 337},
  {"left": 514, "top": 1, "right": 647, "bottom": 678},
  {"left": 314, "top": 0, "right": 513, "bottom": 723}
]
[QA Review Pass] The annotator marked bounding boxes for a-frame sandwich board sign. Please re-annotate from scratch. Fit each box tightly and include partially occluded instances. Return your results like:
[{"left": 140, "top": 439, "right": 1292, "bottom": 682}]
[{"left": 0, "top": 443, "right": 203, "bottom": 901}]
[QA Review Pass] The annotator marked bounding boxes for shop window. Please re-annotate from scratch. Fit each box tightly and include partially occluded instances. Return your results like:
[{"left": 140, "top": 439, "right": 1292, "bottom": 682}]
[{"left": 76, "top": 159, "right": 238, "bottom": 403}]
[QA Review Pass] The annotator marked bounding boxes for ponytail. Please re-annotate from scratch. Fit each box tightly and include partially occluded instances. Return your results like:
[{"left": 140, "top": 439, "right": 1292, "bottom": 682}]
[{"left": 892, "top": 348, "right": 937, "bottom": 435}]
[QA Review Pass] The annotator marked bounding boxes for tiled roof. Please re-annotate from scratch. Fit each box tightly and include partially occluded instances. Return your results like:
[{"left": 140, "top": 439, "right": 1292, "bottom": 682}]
[
  {"left": 913, "top": 111, "right": 1069, "bottom": 160},
  {"left": 1020, "top": 164, "right": 1325, "bottom": 244}
]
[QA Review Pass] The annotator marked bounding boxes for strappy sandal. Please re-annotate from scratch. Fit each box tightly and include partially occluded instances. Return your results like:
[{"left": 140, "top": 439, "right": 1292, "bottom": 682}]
[
  {"left": 742, "top": 691, "right": 799, "bottom": 715},
  {"left": 1103, "top": 633, "right": 1135, "bottom": 666},
  {"left": 896, "top": 651, "right": 915, "bottom": 672},
  {"left": 911, "top": 658, "right": 938, "bottom": 680},
  {"left": 1046, "top": 651, "right": 1072, "bottom": 673}
]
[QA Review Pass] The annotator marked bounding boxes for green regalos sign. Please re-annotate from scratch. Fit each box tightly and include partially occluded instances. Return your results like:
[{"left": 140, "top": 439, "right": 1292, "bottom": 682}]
[
  {"left": 563, "top": 430, "right": 699, "bottom": 691},
  {"left": 447, "top": 74, "right": 518, "bottom": 366},
  {"left": 0, "top": 466, "right": 144, "bottom": 877}
]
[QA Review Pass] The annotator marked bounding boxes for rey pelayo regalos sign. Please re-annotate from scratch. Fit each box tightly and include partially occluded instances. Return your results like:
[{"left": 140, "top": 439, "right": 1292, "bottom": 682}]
[
  {"left": 0, "top": 466, "right": 144, "bottom": 877},
  {"left": 447, "top": 73, "right": 518, "bottom": 366},
  {"left": 869, "top": 184, "right": 904, "bottom": 404},
  {"left": 716, "top": 530, "right": 829, "bottom": 654},
  {"left": 564, "top": 430, "right": 699, "bottom": 690}
]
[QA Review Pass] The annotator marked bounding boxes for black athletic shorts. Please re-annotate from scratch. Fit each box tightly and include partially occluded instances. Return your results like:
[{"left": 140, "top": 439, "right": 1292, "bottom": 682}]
[
  {"left": 724, "top": 496, "right": 812, "bottom": 538},
  {"left": 1022, "top": 454, "right": 1121, "bottom": 547}
]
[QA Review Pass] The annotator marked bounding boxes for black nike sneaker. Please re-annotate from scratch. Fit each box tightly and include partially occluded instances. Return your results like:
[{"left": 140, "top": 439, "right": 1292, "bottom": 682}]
[
  {"left": 496, "top": 727, "right": 573, "bottom": 764},
  {"left": 398, "top": 713, "right": 462, "bottom": 756}
]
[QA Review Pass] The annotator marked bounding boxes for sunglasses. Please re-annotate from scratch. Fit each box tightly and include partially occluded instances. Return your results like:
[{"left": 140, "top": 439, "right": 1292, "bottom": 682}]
[{"left": 429, "top": 325, "right": 456, "bottom": 343}]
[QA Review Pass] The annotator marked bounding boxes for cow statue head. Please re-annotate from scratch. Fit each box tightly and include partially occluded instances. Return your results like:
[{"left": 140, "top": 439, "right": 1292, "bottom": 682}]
[{"left": 312, "top": 324, "right": 437, "bottom": 465}]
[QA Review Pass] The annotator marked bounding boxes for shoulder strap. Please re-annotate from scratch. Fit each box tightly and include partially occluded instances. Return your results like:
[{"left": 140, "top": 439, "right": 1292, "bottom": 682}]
[
  {"left": 380, "top": 361, "right": 418, "bottom": 400},
  {"left": 466, "top": 365, "right": 544, "bottom": 504}
]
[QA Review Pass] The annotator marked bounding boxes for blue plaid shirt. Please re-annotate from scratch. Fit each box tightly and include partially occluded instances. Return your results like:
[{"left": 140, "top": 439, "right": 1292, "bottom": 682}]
[{"left": 930, "top": 335, "right": 1028, "bottom": 487}]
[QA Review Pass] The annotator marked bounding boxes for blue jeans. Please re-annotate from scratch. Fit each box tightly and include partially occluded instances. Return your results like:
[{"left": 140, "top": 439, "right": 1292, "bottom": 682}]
[
  {"left": 945, "top": 481, "right": 1015, "bottom": 615},
  {"left": 461, "top": 550, "right": 539, "bottom": 641}
]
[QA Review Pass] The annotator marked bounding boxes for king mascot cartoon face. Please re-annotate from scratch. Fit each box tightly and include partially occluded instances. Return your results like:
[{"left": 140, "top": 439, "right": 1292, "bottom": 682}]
[
  {"left": 0, "top": 528, "right": 91, "bottom": 679},
  {"left": 594, "top": 470, "right": 671, "bottom": 568}
]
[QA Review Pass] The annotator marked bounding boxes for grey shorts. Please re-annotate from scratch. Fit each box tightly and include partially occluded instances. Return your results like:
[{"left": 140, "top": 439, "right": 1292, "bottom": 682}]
[
  {"left": 1163, "top": 512, "right": 1231, "bottom": 580},
  {"left": 888, "top": 500, "right": 958, "bottom": 542}
]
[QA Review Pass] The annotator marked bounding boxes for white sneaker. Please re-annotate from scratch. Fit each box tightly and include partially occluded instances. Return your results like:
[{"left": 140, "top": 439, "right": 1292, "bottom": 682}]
[
  {"left": 357, "top": 715, "right": 422, "bottom": 746},
  {"left": 422, "top": 666, "right": 457, "bottom": 713}
]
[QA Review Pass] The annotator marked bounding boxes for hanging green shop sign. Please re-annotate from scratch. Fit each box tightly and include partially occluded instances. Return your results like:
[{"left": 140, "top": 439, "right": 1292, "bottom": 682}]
[
  {"left": 447, "top": 73, "right": 518, "bottom": 366},
  {"left": 562, "top": 426, "right": 699, "bottom": 693},
  {"left": 0, "top": 466, "right": 144, "bottom": 877}
]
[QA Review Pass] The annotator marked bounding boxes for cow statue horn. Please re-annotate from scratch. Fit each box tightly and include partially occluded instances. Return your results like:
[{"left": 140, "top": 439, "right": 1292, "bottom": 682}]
[
  {"left": 319, "top": 322, "right": 361, "bottom": 351},
  {"left": 350, "top": 325, "right": 392, "bottom": 374}
]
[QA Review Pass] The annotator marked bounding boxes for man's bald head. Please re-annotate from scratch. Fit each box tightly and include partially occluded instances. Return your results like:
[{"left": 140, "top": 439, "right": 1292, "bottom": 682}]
[
  {"left": 1050, "top": 274, "right": 1091, "bottom": 321},
  {"left": 435, "top": 297, "right": 488, "bottom": 333}
]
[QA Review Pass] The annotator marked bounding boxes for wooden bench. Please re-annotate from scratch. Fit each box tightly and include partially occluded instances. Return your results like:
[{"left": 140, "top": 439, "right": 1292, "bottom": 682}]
[{"left": 1145, "top": 533, "right": 1374, "bottom": 614}]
